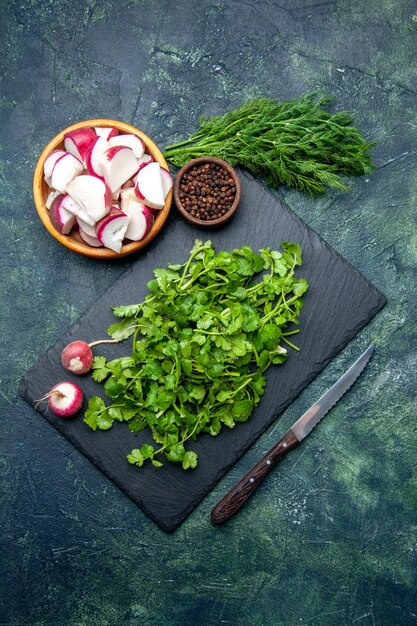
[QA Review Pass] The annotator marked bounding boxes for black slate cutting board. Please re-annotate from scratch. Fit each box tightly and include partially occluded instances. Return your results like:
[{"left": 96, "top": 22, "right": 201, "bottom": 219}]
[{"left": 19, "top": 171, "right": 386, "bottom": 532}]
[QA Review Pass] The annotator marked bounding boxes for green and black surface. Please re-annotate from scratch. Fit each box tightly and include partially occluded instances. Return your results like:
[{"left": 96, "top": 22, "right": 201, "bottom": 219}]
[{"left": 1, "top": 0, "right": 416, "bottom": 624}]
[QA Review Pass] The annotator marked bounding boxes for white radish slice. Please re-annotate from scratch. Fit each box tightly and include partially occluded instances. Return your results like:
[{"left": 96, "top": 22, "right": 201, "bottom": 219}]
[
  {"left": 160, "top": 167, "right": 173, "bottom": 199},
  {"left": 96, "top": 206, "right": 130, "bottom": 253},
  {"left": 132, "top": 154, "right": 154, "bottom": 183},
  {"left": 108, "top": 134, "right": 145, "bottom": 159},
  {"left": 51, "top": 153, "right": 84, "bottom": 193},
  {"left": 85, "top": 136, "right": 108, "bottom": 179},
  {"left": 45, "top": 190, "right": 61, "bottom": 210},
  {"left": 135, "top": 162, "right": 165, "bottom": 209},
  {"left": 76, "top": 216, "right": 96, "bottom": 238},
  {"left": 65, "top": 175, "right": 112, "bottom": 223},
  {"left": 101, "top": 146, "right": 139, "bottom": 193},
  {"left": 79, "top": 228, "right": 103, "bottom": 247},
  {"left": 94, "top": 127, "right": 119, "bottom": 141},
  {"left": 49, "top": 194, "right": 76, "bottom": 235},
  {"left": 44, "top": 150, "right": 66, "bottom": 182},
  {"left": 120, "top": 189, "right": 154, "bottom": 241},
  {"left": 60, "top": 194, "right": 95, "bottom": 226},
  {"left": 64, "top": 128, "right": 97, "bottom": 165}
]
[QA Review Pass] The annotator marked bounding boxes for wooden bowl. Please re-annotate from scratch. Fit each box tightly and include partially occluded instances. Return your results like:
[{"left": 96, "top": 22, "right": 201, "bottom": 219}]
[
  {"left": 173, "top": 157, "right": 240, "bottom": 229},
  {"left": 33, "top": 118, "right": 172, "bottom": 259}
]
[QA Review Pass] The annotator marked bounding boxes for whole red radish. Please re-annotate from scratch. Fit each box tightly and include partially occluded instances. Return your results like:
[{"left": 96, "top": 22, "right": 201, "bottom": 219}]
[
  {"left": 61, "top": 341, "right": 93, "bottom": 375},
  {"left": 61, "top": 337, "right": 121, "bottom": 375},
  {"left": 44, "top": 382, "right": 84, "bottom": 418}
]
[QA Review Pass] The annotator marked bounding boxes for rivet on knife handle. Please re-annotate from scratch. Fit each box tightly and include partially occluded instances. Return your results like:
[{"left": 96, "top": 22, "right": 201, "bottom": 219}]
[{"left": 210, "top": 428, "right": 299, "bottom": 524}]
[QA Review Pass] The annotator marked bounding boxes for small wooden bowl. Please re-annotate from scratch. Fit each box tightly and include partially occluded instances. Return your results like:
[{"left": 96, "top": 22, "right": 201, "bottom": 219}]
[
  {"left": 33, "top": 119, "right": 172, "bottom": 259},
  {"left": 173, "top": 157, "right": 240, "bottom": 229}
]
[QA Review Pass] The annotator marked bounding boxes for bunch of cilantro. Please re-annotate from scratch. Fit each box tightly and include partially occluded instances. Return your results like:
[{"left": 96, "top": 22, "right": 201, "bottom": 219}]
[{"left": 84, "top": 240, "right": 308, "bottom": 470}]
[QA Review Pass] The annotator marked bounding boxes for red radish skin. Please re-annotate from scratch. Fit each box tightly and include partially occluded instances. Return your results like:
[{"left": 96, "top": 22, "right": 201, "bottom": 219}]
[
  {"left": 94, "top": 127, "right": 119, "bottom": 141},
  {"left": 50, "top": 194, "right": 77, "bottom": 235},
  {"left": 46, "top": 382, "right": 84, "bottom": 418},
  {"left": 96, "top": 205, "right": 130, "bottom": 253},
  {"left": 64, "top": 128, "right": 97, "bottom": 165},
  {"left": 51, "top": 153, "right": 83, "bottom": 193},
  {"left": 101, "top": 146, "right": 139, "bottom": 193},
  {"left": 65, "top": 175, "right": 112, "bottom": 223},
  {"left": 108, "top": 134, "right": 145, "bottom": 159}
]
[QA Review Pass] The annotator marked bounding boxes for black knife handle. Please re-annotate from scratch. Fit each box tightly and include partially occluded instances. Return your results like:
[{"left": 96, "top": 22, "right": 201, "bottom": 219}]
[{"left": 210, "top": 429, "right": 299, "bottom": 525}]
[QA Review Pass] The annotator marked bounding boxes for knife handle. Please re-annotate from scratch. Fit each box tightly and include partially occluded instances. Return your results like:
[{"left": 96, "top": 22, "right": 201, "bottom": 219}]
[{"left": 210, "top": 429, "right": 299, "bottom": 525}]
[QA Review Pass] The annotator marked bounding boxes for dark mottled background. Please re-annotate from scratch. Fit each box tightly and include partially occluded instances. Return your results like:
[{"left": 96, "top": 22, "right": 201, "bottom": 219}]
[{"left": 1, "top": 1, "right": 416, "bottom": 624}]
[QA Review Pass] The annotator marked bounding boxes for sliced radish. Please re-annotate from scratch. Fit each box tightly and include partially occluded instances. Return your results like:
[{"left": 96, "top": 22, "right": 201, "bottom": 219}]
[
  {"left": 51, "top": 153, "right": 83, "bottom": 193},
  {"left": 135, "top": 162, "right": 165, "bottom": 210},
  {"left": 120, "top": 189, "right": 154, "bottom": 241},
  {"left": 160, "top": 167, "right": 173, "bottom": 199},
  {"left": 45, "top": 190, "right": 61, "bottom": 210},
  {"left": 76, "top": 216, "right": 96, "bottom": 238},
  {"left": 61, "top": 194, "right": 96, "bottom": 227},
  {"left": 101, "top": 146, "right": 139, "bottom": 193},
  {"left": 44, "top": 150, "right": 66, "bottom": 184},
  {"left": 49, "top": 194, "right": 77, "bottom": 235},
  {"left": 64, "top": 128, "right": 97, "bottom": 165},
  {"left": 79, "top": 228, "right": 103, "bottom": 248},
  {"left": 85, "top": 136, "right": 108, "bottom": 179},
  {"left": 122, "top": 179, "right": 135, "bottom": 189},
  {"left": 94, "top": 127, "right": 119, "bottom": 141},
  {"left": 96, "top": 206, "right": 130, "bottom": 253},
  {"left": 108, "top": 134, "right": 145, "bottom": 159},
  {"left": 133, "top": 154, "right": 154, "bottom": 182},
  {"left": 65, "top": 175, "right": 112, "bottom": 223}
]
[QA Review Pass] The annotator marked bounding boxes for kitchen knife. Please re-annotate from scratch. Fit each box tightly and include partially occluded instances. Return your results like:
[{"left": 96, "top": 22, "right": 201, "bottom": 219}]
[{"left": 211, "top": 344, "right": 374, "bottom": 525}]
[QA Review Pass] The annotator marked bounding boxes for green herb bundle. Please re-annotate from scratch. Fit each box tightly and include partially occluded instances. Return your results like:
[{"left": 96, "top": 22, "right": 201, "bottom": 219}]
[
  {"left": 84, "top": 240, "right": 308, "bottom": 470},
  {"left": 163, "top": 94, "right": 375, "bottom": 194}
]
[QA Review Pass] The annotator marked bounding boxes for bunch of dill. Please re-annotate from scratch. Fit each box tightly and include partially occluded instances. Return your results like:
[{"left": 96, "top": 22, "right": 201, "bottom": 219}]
[{"left": 163, "top": 94, "right": 375, "bottom": 194}]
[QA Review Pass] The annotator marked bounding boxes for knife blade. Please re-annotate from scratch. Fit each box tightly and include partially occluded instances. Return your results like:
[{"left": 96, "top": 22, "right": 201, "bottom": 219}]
[{"left": 210, "top": 344, "right": 374, "bottom": 525}]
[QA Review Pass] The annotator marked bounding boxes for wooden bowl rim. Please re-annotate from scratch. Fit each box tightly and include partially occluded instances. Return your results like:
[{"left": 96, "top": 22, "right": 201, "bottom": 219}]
[
  {"left": 173, "top": 157, "right": 241, "bottom": 229},
  {"left": 33, "top": 118, "right": 172, "bottom": 259}
]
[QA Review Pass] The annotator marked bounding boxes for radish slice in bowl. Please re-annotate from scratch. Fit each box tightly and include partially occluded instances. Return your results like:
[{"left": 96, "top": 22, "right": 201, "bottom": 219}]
[
  {"left": 65, "top": 175, "right": 112, "bottom": 223},
  {"left": 50, "top": 194, "right": 77, "bottom": 234},
  {"left": 79, "top": 228, "right": 103, "bottom": 247},
  {"left": 135, "top": 162, "right": 165, "bottom": 210},
  {"left": 101, "top": 146, "right": 139, "bottom": 193},
  {"left": 96, "top": 206, "right": 130, "bottom": 253},
  {"left": 64, "top": 128, "right": 97, "bottom": 165},
  {"left": 51, "top": 153, "right": 83, "bottom": 193},
  {"left": 85, "top": 136, "right": 108, "bottom": 179},
  {"left": 120, "top": 188, "right": 154, "bottom": 241},
  {"left": 94, "top": 126, "right": 119, "bottom": 141},
  {"left": 108, "top": 134, "right": 145, "bottom": 159}
]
